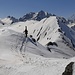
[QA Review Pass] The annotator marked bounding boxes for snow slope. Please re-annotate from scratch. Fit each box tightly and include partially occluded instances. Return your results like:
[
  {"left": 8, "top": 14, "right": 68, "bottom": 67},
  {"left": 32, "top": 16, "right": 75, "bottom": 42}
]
[
  {"left": 0, "top": 16, "right": 18, "bottom": 25},
  {"left": 6, "top": 16, "right": 75, "bottom": 57},
  {"left": 1, "top": 16, "right": 75, "bottom": 58},
  {"left": 0, "top": 16, "right": 75, "bottom": 75},
  {"left": 0, "top": 27, "right": 71, "bottom": 59},
  {"left": 1, "top": 18, "right": 12, "bottom": 25},
  {"left": 0, "top": 51, "right": 75, "bottom": 75}
]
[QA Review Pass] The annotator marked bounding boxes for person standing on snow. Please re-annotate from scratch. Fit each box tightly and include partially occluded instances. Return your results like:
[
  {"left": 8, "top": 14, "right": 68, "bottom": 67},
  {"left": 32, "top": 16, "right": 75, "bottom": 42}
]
[{"left": 23, "top": 26, "right": 28, "bottom": 37}]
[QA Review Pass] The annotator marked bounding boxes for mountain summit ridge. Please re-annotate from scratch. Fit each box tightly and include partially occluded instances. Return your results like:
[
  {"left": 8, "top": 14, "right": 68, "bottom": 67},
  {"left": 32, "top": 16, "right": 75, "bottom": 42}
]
[
  {"left": 0, "top": 12, "right": 75, "bottom": 75},
  {"left": 19, "top": 10, "right": 53, "bottom": 21},
  {"left": 0, "top": 10, "right": 66, "bottom": 25}
]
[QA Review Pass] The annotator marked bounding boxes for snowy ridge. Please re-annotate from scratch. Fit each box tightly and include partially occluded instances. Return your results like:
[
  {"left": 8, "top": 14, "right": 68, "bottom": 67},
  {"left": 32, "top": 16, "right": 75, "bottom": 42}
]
[
  {"left": 68, "top": 13, "right": 75, "bottom": 23},
  {"left": 0, "top": 19, "right": 4, "bottom": 25},
  {"left": 0, "top": 28, "right": 71, "bottom": 59},
  {"left": 3, "top": 16, "right": 75, "bottom": 58},
  {"left": 1, "top": 18, "right": 12, "bottom": 25},
  {"left": 0, "top": 15, "right": 75, "bottom": 75},
  {"left": 0, "top": 11, "right": 69, "bottom": 25},
  {"left": 0, "top": 16, "right": 18, "bottom": 25}
]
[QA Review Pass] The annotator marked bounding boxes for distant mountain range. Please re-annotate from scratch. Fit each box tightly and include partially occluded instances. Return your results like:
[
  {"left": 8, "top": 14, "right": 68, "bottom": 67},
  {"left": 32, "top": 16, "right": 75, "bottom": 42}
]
[
  {"left": 68, "top": 14, "right": 75, "bottom": 22},
  {"left": 0, "top": 10, "right": 75, "bottom": 26},
  {"left": 19, "top": 10, "right": 53, "bottom": 21},
  {"left": 0, "top": 10, "right": 69, "bottom": 25},
  {"left": 0, "top": 11, "right": 75, "bottom": 75}
]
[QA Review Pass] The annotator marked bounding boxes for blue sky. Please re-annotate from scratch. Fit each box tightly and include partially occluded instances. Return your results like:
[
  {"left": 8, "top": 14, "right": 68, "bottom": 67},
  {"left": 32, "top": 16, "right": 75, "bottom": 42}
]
[{"left": 0, "top": 0, "right": 75, "bottom": 18}]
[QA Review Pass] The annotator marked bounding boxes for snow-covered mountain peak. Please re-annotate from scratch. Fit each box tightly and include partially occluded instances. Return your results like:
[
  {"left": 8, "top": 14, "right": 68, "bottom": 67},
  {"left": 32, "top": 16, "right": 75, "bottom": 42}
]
[
  {"left": 1, "top": 16, "right": 73, "bottom": 59},
  {"left": 1, "top": 16, "right": 18, "bottom": 25},
  {"left": 0, "top": 28, "right": 63, "bottom": 59},
  {"left": 1, "top": 17, "right": 12, "bottom": 25},
  {"left": 0, "top": 13, "right": 75, "bottom": 75},
  {"left": 19, "top": 10, "right": 52, "bottom": 21},
  {"left": 68, "top": 13, "right": 75, "bottom": 24},
  {"left": 0, "top": 11, "right": 69, "bottom": 26},
  {"left": 68, "top": 14, "right": 75, "bottom": 21}
]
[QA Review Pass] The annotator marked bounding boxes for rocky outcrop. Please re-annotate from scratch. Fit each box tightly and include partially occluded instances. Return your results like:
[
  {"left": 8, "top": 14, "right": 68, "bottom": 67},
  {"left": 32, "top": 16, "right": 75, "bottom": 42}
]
[
  {"left": 62, "top": 62, "right": 74, "bottom": 75},
  {"left": 7, "top": 16, "right": 18, "bottom": 24},
  {"left": 19, "top": 10, "right": 52, "bottom": 21}
]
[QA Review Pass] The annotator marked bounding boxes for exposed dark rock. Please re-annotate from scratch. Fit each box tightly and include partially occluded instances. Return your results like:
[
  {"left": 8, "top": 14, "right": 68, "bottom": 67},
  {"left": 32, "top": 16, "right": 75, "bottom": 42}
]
[
  {"left": 56, "top": 16, "right": 68, "bottom": 24},
  {"left": 47, "top": 47, "right": 51, "bottom": 52},
  {"left": 53, "top": 42, "right": 58, "bottom": 47},
  {"left": 62, "top": 62, "right": 74, "bottom": 75},
  {"left": 58, "top": 28, "right": 62, "bottom": 33},
  {"left": 30, "top": 35, "right": 33, "bottom": 38},
  {"left": 7, "top": 16, "right": 18, "bottom": 24},
  {"left": 37, "top": 36, "right": 40, "bottom": 41},
  {"left": 47, "top": 42, "right": 53, "bottom": 46},
  {"left": 19, "top": 10, "right": 52, "bottom": 21},
  {"left": 46, "top": 42, "right": 58, "bottom": 47},
  {"left": 32, "top": 38, "right": 36, "bottom": 42}
]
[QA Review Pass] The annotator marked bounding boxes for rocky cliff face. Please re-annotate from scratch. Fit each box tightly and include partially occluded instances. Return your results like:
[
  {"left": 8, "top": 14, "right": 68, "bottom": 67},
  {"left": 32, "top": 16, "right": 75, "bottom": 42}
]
[
  {"left": 19, "top": 10, "right": 53, "bottom": 21},
  {"left": 62, "top": 62, "right": 74, "bottom": 75}
]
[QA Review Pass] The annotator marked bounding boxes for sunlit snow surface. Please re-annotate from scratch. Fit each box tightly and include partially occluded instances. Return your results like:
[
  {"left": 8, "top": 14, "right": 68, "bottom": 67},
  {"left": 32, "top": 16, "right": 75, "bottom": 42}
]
[{"left": 0, "top": 16, "right": 75, "bottom": 75}]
